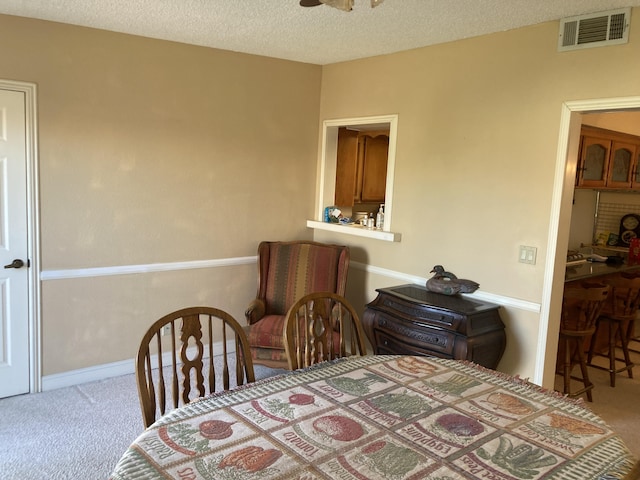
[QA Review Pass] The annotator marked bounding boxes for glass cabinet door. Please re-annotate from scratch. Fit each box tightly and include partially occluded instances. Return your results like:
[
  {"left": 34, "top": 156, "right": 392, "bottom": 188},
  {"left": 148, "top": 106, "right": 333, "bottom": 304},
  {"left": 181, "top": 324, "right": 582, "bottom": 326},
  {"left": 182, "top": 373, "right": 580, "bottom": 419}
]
[
  {"left": 607, "top": 141, "right": 636, "bottom": 188},
  {"left": 578, "top": 137, "right": 611, "bottom": 187}
]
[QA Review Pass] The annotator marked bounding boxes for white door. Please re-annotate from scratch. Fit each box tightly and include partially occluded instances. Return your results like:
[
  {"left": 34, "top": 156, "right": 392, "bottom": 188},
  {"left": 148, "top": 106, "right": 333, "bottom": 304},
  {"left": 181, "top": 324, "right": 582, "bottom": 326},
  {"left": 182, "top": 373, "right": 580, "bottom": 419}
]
[{"left": 0, "top": 88, "right": 30, "bottom": 398}]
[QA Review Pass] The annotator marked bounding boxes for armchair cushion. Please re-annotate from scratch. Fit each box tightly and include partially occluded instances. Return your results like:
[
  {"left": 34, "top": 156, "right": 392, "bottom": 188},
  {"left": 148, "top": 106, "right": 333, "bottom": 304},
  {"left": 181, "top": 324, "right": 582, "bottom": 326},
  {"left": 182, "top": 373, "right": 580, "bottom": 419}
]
[{"left": 247, "top": 314, "right": 286, "bottom": 350}]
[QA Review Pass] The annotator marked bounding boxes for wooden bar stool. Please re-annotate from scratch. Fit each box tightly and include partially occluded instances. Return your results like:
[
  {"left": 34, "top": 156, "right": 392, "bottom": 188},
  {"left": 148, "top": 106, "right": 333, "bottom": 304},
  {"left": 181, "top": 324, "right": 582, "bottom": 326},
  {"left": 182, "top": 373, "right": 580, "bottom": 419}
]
[
  {"left": 587, "top": 274, "right": 640, "bottom": 387},
  {"left": 626, "top": 312, "right": 640, "bottom": 355},
  {"left": 557, "top": 282, "right": 610, "bottom": 402}
]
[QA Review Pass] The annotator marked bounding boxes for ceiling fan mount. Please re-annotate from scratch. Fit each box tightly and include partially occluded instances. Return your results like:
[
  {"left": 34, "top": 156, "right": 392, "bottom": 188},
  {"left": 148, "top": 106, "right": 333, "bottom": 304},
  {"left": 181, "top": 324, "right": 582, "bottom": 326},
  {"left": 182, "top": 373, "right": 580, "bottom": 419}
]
[{"left": 299, "top": 0, "right": 384, "bottom": 11}]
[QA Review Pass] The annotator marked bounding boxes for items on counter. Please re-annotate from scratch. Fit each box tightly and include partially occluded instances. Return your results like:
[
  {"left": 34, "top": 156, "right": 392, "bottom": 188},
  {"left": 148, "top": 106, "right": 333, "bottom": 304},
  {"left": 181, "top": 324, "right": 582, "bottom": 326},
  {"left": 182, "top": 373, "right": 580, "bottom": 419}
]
[
  {"left": 566, "top": 251, "right": 586, "bottom": 266},
  {"left": 324, "top": 206, "right": 340, "bottom": 223},
  {"left": 324, "top": 205, "right": 386, "bottom": 229},
  {"left": 367, "top": 213, "right": 375, "bottom": 228},
  {"left": 376, "top": 204, "right": 385, "bottom": 229},
  {"left": 629, "top": 238, "right": 640, "bottom": 265},
  {"left": 595, "top": 231, "right": 620, "bottom": 247}
]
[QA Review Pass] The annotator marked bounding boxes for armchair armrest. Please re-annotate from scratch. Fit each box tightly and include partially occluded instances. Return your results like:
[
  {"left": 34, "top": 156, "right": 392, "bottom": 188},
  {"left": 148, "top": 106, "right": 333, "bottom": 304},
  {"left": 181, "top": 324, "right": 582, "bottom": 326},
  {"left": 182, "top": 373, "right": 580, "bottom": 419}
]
[{"left": 245, "top": 299, "right": 266, "bottom": 325}]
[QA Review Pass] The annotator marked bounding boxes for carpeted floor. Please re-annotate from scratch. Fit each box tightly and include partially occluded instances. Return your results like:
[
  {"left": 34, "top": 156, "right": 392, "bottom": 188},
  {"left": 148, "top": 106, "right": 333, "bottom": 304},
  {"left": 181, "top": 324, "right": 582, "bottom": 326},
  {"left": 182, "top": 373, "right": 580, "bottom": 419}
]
[
  {"left": 0, "top": 363, "right": 286, "bottom": 480},
  {"left": 554, "top": 346, "right": 640, "bottom": 460},
  {"left": 1, "top": 353, "right": 639, "bottom": 480}
]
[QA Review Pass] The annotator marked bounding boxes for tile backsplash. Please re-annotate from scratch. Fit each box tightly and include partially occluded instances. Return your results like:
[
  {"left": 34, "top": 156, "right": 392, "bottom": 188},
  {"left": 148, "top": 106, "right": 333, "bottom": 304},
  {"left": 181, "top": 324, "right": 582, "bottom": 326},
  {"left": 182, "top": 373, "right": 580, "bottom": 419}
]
[{"left": 594, "top": 202, "right": 640, "bottom": 246}]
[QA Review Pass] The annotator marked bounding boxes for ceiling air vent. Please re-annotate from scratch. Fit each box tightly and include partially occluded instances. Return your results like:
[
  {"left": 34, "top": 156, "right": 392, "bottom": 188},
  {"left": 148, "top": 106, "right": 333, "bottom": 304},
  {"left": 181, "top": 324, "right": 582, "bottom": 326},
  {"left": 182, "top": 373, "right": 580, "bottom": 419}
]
[{"left": 558, "top": 8, "right": 630, "bottom": 51}]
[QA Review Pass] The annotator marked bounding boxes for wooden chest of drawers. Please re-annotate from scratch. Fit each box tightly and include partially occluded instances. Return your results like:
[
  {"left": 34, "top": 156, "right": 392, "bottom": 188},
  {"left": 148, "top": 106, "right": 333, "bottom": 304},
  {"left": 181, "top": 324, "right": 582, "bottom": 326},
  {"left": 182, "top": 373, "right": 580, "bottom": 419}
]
[{"left": 362, "top": 284, "right": 506, "bottom": 369}]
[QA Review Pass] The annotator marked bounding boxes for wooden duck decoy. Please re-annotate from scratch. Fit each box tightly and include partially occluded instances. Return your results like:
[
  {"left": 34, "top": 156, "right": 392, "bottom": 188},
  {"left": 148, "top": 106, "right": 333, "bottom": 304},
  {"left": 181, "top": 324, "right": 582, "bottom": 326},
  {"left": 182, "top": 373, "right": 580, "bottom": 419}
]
[{"left": 426, "top": 265, "right": 480, "bottom": 295}]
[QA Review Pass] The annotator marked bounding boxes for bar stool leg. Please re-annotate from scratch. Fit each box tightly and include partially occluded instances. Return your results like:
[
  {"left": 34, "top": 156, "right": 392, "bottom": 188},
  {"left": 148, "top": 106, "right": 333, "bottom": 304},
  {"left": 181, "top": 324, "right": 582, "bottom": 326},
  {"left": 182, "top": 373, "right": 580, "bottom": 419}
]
[
  {"left": 619, "top": 320, "right": 634, "bottom": 380},
  {"left": 576, "top": 346, "right": 593, "bottom": 402},
  {"left": 563, "top": 337, "right": 571, "bottom": 397},
  {"left": 588, "top": 320, "right": 600, "bottom": 365},
  {"left": 627, "top": 318, "right": 640, "bottom": 354},
  {"left": 609, "top": 320, "right": 616, "bottom": 387}
]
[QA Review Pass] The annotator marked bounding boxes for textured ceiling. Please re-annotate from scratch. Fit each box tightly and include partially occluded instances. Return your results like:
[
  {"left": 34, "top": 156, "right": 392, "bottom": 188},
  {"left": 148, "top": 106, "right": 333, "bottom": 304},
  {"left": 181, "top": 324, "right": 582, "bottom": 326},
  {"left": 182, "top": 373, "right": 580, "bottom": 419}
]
[{"left": 1, "top": 0, "right": 639, "bottom": 65}]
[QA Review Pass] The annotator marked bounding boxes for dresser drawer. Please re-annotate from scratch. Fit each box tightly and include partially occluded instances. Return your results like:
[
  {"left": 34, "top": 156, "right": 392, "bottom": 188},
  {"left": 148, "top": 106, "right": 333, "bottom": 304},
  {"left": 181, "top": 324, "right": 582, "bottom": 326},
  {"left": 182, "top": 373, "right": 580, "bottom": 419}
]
[
  {"left": 378, "top": 296, "right": 461, "bottom": 330},
  {"left": 373, "top": 317, "right": 455, "bottom": 356}
]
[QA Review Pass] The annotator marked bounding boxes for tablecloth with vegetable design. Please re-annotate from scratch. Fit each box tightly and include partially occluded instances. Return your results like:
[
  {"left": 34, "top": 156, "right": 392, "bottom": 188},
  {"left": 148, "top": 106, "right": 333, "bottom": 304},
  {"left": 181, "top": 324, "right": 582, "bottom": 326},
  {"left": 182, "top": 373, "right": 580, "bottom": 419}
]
[{"left": 109, "top": 355, "right": 637, "bottom": 480}]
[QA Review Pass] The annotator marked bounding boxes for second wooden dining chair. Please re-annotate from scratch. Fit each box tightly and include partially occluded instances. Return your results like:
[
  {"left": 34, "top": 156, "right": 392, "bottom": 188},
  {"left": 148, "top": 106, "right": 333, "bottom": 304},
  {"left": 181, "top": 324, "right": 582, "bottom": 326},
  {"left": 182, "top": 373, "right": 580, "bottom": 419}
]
[
  {"left": 136, "top": 306, "right": 255, "bottom": 427},
  {"left": 283, "top": 292, "right": 367, "bottom": 370}
]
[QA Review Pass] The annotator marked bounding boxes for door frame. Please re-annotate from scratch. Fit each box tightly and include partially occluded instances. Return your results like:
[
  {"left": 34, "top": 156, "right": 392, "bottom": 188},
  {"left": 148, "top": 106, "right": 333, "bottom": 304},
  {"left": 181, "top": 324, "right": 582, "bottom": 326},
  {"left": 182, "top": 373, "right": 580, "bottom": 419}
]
[
  {"left": 539, "top": 95, "right": 640, "bottom": 387},
  {"left": 0, "top": 79, "right": 41, "bottom": 393}
]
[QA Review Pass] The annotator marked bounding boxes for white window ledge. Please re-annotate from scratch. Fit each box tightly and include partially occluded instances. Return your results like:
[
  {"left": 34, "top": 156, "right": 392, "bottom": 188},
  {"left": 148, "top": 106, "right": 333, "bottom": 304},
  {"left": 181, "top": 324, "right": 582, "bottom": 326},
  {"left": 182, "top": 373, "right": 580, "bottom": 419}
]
[{"left": 307, "top": 220, "right": 401, "bottom": 242}]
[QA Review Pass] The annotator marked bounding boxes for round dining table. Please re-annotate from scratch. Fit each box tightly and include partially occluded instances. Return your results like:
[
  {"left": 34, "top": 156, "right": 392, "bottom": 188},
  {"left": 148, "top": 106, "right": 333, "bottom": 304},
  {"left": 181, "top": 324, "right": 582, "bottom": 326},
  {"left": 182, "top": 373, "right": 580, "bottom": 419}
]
[{"left": 109, "top": 355, "right": 638, "bottom": 480}]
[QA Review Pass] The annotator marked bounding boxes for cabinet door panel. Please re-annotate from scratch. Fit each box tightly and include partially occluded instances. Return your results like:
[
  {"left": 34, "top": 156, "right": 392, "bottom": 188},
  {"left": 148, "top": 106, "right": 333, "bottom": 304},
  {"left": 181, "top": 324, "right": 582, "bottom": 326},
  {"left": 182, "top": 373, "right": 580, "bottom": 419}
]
[
  {"left": 361, "top": 134, "right": 388, "bottom": 202},
  {"left": 578, "top": 136, "right": 610, "bottom": 187},
  {"left": 633, "top": 152, "right": 640, "bottom": 189},
  {"left": 607, "top": 141, "right": 637, "bottom": 188},
  {"left": 334, "top": 128, "right": 359, "bottom": 206}
]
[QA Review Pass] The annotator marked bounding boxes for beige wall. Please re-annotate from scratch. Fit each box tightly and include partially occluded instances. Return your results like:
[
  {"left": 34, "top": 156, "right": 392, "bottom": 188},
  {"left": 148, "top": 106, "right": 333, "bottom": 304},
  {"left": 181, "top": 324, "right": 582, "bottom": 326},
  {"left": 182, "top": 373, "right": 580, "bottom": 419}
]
[
  {"left": 0, "top": 15, "right": 322, "bottom": 376},
  {"left": 313, "top": 13, "right": 640, "bottom": 383},
  {"left": 3, "top": 10, "right": 640, "bottom": 385}
]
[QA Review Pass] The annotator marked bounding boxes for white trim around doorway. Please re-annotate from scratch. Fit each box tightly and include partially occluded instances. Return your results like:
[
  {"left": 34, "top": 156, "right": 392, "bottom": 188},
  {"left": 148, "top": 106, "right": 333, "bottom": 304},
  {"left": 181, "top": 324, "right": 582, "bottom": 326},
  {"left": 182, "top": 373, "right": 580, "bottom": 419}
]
[{"left": 538, "top": 96, "right": 640, "bottom": 388}]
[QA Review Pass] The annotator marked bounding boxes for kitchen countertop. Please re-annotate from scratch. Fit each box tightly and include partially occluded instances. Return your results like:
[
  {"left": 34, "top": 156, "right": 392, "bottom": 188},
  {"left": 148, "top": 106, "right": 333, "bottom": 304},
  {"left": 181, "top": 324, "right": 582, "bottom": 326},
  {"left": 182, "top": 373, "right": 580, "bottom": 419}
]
[{"left": 565, "top": 260, "right": 640, "bottom": 282}]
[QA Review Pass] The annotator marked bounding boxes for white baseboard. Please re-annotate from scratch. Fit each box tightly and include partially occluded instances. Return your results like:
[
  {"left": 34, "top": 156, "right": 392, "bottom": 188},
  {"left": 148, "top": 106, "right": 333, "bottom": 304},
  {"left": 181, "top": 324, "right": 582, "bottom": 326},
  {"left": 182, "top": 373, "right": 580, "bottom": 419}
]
[
  {"left": 42, "top": 358, "right": 135, "bottom": 391},
  {"left": 41, "top": 340, "right": 237, "bottom": 391}
]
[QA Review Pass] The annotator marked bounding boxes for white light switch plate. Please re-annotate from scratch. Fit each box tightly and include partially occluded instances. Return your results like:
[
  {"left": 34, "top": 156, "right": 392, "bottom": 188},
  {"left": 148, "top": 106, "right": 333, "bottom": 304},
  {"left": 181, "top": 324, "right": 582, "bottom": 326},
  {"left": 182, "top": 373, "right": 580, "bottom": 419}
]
[{"left": 519, "top": 245, "right": 537, "bottom": 265}]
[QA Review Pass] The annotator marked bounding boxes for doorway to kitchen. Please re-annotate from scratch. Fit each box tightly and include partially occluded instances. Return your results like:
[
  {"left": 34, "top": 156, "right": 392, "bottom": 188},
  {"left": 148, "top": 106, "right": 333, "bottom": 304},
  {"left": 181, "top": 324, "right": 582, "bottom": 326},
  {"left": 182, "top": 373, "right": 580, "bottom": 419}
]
[{"left": 540, "top": 97, "right": 640, "bottom": 388}]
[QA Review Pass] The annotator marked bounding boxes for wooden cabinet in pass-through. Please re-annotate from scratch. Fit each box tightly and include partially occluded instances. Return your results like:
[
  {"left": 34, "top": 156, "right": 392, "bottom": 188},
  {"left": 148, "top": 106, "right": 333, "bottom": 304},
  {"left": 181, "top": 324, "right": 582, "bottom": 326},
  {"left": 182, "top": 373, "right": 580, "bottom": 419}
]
[
  {"left": 334, "top": 127, "right": 388, "bottom": 206},
  {"left": 576, "top": 125, "right": 640, "bottom": 190}
]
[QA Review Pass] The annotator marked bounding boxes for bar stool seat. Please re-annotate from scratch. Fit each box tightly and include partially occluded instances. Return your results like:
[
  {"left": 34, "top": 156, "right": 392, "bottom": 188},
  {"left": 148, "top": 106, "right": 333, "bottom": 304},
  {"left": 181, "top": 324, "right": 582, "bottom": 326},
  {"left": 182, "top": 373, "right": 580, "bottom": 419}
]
[
  {"left": 557, "top": 282, "right": 610, "bottom": 402},
  {"left": 587, "top": 273, "right": 640, "bottom": 387}
]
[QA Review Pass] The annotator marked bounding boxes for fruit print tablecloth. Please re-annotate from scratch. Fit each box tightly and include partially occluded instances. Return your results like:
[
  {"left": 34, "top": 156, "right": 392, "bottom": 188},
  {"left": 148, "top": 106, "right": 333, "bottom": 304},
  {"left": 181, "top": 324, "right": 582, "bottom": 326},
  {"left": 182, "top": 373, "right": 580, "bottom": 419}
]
[{"left": 110, "top": 355, "right": 637, "bottom": 480}]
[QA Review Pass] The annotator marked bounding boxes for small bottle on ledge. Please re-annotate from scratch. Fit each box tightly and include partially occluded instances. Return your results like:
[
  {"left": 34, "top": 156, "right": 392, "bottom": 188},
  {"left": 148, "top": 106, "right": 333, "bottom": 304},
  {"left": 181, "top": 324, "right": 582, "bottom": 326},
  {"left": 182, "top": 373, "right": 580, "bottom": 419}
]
[{"left": 376, "top": 204, "right": 384, "bottom": 229}]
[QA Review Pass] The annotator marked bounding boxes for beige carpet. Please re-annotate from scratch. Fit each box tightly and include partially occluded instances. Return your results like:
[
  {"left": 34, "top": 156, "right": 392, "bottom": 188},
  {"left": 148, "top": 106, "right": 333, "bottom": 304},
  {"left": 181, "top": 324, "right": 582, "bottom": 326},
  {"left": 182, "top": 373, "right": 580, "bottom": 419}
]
[
  {"left": 0, "top": 362, "right": 287, "bottom": 480},
  {"left": 554, "top": 343, "right": 640, "bottom": 460}
]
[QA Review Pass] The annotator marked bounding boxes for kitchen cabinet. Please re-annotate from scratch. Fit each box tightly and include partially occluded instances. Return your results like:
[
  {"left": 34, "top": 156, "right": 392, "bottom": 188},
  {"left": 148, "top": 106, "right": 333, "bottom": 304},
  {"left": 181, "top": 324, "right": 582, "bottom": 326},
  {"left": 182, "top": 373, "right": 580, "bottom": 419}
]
[
  {"left": 334, "top": 127, "right": 388, "bottom": 206},
  {"left": 576, "top": 126, "right": 640, "bottom": 190}
]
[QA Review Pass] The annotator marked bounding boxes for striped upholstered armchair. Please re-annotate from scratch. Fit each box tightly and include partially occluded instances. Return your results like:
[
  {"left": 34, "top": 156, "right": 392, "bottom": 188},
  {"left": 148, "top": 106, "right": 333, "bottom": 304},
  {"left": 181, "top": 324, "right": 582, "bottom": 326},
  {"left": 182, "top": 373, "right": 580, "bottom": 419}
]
[{"left": 245, "top": 240, "right": 350, "bottom": 369}]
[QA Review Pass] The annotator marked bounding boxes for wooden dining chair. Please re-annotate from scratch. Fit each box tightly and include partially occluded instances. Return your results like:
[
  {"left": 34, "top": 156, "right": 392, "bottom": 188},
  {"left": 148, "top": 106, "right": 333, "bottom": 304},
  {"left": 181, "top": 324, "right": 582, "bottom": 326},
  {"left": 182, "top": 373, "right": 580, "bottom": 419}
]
[
  {"left": 557, "top": 282, "right": 610, "bottom": 401},
  {"left": 283, "top": 292, "right": 367, "bottom": 370},
  {"left": 136, "top": 306, "right": 255, "bottom": 427},
  {"left": 588, "top": 274, "right": 640, "bottom": 387}
]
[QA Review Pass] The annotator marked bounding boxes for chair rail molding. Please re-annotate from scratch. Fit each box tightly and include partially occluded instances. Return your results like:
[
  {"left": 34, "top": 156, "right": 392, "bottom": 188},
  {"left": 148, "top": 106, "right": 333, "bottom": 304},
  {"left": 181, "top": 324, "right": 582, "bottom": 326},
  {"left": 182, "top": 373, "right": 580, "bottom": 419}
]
[
  {"left": 40, "top": 256, "right": 258, "bottom": 281},
  {"left": 351, "top": 261, "right": 541, "bottom": 313}
]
